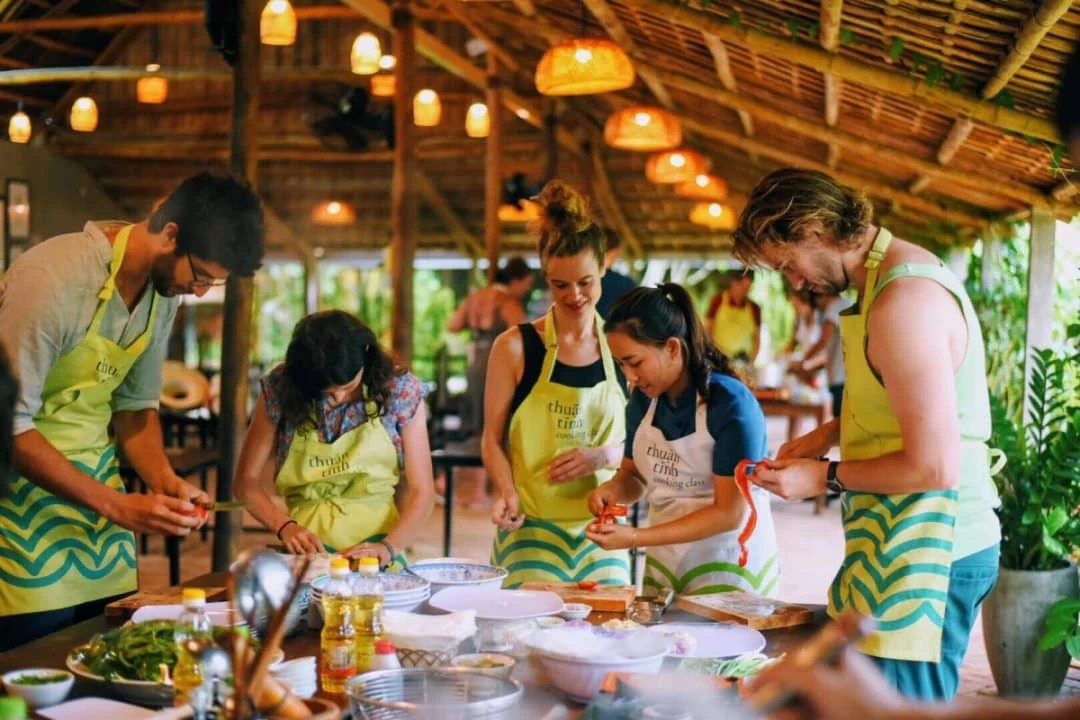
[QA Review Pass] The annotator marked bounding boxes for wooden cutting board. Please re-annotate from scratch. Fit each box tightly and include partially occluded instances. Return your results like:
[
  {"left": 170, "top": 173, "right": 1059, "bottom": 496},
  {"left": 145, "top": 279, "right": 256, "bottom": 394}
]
[
  {"left": 675, "top": 591, "right": 817, "bottom": 629},
  {"left": 105, "top": 586, "right": 228, "bottom": 621},
  {"left": 520, "top": 581, "right": 637, "bottom": 613}
]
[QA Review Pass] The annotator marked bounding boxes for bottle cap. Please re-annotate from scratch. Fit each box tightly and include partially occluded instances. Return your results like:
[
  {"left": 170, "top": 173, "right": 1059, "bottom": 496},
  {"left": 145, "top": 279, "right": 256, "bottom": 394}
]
[
  {"left": 356, "top": 556, "right": 379, "bottom": 573},
  {"left": 374, "top": 639, "right": 396, "bottom": 654},
  {"left": 0, "top": 697, "right": 27, "bottom": 720},
  {"left": 330, "top": 557, "right": 350, "bottom": 574},
  {"left": 182, "top": 588, "right": 206, "bottom": 605}
]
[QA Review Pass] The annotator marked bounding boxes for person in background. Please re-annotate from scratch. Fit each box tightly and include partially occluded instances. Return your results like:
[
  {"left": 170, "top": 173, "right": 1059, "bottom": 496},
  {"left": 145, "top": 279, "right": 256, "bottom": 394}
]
[
  {"left": 586, "top": 284, "right": 778, "bottom": 597},
  {"left": 445, "top": 257, "right": 532, "bottom": 509},
  {"left": 792, "top": 291, "right": 852, "bottom": 420},
  {"left": 734, "top": 168, "right": 1001, "bottom": 701},
  {"left": 706, "top": 269, "right": 762, "bottom": 364},
  {"left": 784, "top": 288, "right": 822, "bottom": 359},
  {"left": 595, "top": 228, "right": 637, "bottom": 319},
  {"left": 483, "top": 180, "right": 631, "bottom": 587},
  {"left": 234, "top": 311, "right": 434, "bottom": 570},
  {"left": 0, "top": 172, "right": 264, "bottom": 649}
]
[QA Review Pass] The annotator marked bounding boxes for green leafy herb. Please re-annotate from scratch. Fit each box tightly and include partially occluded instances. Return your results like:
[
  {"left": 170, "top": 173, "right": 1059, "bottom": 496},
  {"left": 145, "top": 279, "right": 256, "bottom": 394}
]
[
  {"left": 680, "top": 652, "right": 782, "bottom": 678},
  {"left": 11, "top": 674, "right": 69, "bottom": 686}
]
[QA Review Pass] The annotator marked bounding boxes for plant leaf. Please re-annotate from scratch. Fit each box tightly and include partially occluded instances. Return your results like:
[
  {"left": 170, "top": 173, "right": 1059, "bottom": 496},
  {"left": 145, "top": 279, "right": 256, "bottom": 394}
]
[
  {"left": 993, "top": 89, "right": 1016, "bottom": 109},
  {"left": 839, "top": 28, "right": 856, "bottom": 46},
  {"left": 730, "top": 10, "right": 744, "bottom": 30},
  {"left": 888, "top": 36, "right": 904, "bottom": 62},
  {"left": 926, "top": 62, "right": 945, "bottom": 87},
  {"left": 949, "top": 72, "right": 966, "bottom": 91},
  {"left": 1046, "top": 506, "right": 1070, "bottom": 535},
  {"left": 1067, "top": 635, "right": 1080, "bottom": 661}
]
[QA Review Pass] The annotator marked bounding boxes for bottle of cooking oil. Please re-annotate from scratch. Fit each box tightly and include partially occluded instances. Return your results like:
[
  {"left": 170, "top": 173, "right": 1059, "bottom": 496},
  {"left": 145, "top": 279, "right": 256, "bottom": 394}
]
[
  {"left": 174, "top": 588, "right": 212, "bottom": 710},
  {"left": 352, "top": 556, "right": 384, "bottom": 673},
  {"left": 320, "top": 557, "right": 357, "bottom": 694}
]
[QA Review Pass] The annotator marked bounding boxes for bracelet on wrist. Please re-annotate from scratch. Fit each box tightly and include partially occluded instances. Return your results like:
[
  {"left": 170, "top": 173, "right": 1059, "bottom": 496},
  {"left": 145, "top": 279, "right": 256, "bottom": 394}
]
[
  {"left": 378, "top": 539, "right": 395, "bottom": 566},
  {"left": 275, "top": 519, "right": 298, "bottom": 541}
]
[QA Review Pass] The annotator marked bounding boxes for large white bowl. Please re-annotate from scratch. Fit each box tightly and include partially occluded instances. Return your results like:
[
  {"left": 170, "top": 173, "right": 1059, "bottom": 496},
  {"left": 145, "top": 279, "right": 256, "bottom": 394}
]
[
  {"left": 526, "top": 628, "right": 669, "bottom": 703},
  {"left": 405, "top": 561, "right": 508, "bottom": 595},
  {"left": 65, "top": 650, "right": 174, "bottom": 707},
  {"left": 1, "top": 669, "right": 74, "bottom": 708}
]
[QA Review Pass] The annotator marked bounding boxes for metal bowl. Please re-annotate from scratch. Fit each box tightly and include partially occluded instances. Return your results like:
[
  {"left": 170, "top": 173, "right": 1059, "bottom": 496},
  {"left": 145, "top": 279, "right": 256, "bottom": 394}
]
[{"left": 346, "top": 667, "right": 523, "bottom": 719}]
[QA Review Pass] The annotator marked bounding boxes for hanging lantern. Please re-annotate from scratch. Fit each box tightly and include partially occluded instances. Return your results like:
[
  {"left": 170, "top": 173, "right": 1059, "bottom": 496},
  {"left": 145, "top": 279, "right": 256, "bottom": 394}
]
[
  {"left": 413, "top": 89, "right": 441, "bottom": 127},
  {"left": 260, "top": 0, "right": 296, "bottom": 46},
  {"left": 371, "top": 74, "right": 395, "bottom": 97},
  {"left": 312, "top": 200, "right": 356, "bottom": 226},
  {"left": 690, "top": 202, "right": 736, "bottom": 231},
  {"left": 465, "top": 102, "right": 490, "bottom": 138},
  {"left": 136, "top": 64, "right": 168, "bottom": 104},
  {"left": 535, "top": 38, "right": 635, "bottom": 96},
  {"left": 378, "top": 54, "right": 396, "bottom": 70},
  {"left": 498, "top": 200, "right": 541, "bottom": 224},
  {"left": 8, "top": 108, "right": 30, "bottom": 144},
  {"left": 603, "top": 106, "right": 682, "bottom": 151},
  {"left": 69, "top": 97, "right": 98, "bottom": 133},
  {"left": 675, "top": 173, "right": 729, "bottom": 202},
  {"left": 351, "top": 32, "right": 382, "bottom": 75},
  {"left": 645, "top": 148, "right": 707, "bottom": 184}
]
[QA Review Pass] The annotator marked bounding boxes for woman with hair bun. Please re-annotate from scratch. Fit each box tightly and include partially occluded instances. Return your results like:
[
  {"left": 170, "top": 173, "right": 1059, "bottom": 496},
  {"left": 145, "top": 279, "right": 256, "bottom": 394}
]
[
  {"left": 483, "top": 180, "right": 631, "bottom": 587},
  {"left": 234, "top": 310, "right": 434, "bottom": 570},
  {"left": 586, "top": 283, "right": 780, "bottom": 597}
]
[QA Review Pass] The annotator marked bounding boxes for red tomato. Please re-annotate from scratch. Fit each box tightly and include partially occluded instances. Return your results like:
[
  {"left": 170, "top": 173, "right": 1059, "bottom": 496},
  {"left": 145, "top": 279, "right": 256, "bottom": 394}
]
[{"left": 577, "top": 580, "right": 598, "bottom": 591}]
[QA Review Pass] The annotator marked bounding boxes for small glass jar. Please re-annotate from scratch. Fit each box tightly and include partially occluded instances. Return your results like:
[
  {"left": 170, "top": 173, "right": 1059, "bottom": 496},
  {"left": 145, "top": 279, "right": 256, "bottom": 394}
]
[{"left": 627, "top": 598, "right": 662, "bottom": 625}]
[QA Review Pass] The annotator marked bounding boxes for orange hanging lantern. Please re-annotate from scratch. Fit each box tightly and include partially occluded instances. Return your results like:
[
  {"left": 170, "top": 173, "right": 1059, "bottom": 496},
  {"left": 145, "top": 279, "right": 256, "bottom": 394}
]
[
  {"left": 8, "top": 109, "right": 30, "bottom": 144},
  {"left": 413, "top": 89, "right": 441, "bottom": 127},
  {"left": 378, "top": 54, "right": 396, "bottom": 71},
  {"left": 498, "top": 200, "right": 541, "bottom": 224},
  {"left": 370, "top": 74, "right": 395, "bottom": 97},
  {"left": 690, "top": 202, "right": 736, "bottom": 231},
  {"left": 465, "top": 102, "right": 490, "bottom": 138},
  {"left": 603, "top": 106, "right": 682, "bottom": 151},
  {"left": 312, "top": 201, "right": 356, "bottom": 226},
  {"left": 535, "top": 38, "right": 635, "bottom": 96},
  {"left": 136, "top": 64, "right": 168, "bottom": 104},
  {"left": 351, "top": 32, "right": 382, "bottom": 75},
  {"left": 645, "top": 148, "right": 707, "bottom": 184},
  {"left": 69, "top": 97, "right": 98, "bottom": 132},
  {"left": 675, "top": 173, "right": 729, "bottom": 202},
  {"left": 260, "top": 0, "right": 296, "bottom": 46}
]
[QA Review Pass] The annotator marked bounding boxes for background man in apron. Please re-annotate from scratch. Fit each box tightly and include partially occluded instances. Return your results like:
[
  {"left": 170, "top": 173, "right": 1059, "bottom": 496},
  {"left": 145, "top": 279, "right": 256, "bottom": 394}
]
[
  {"left": 706, "top": 269, "right": 762, "bottom": 364},
  {"left": 732, "top": 168, "right": 1001, "bottom": 701},
  {"left": 0, "top": 172, "right": 266, "bottom": 650},
  {"left": 586, "top": 284, "right": 779, "bottom": 598}
]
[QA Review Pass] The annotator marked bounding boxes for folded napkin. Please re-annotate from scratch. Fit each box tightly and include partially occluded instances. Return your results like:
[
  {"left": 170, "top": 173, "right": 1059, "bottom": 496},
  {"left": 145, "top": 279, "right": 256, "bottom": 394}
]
[{"left": 382, "top": 609, "right": 477, "bottom": 651}]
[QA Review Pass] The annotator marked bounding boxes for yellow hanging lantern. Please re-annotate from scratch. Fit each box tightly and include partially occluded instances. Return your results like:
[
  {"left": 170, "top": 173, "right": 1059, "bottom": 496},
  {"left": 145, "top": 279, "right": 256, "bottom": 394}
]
[
  {"left": 465, "top": 103, "right": 490, "bottom": 138},
  {"left": 69, "top": 97, "right": 98, "bottom": 133},
  {"left": 312, "top": 200, "right": 356, "bottom": 226},
  {"left": 378, "top": 54, "right": 396, "bottom": 70},
  {"left": 260, "top": 0, "right": 296, "bottom": 46},
  {"left": 603, "top": 106, "right": 682, "bottom": 151},
  {"left": 8, "top": 110, "right": 30, "bottom": 144},
  {"left": 370, "top": 74, "right": 396, "bottom": 97},
  {"left": 136, "top": 64, "right": 168, "bottom": 104},
  {"left": 498, "top": 200, "right": 541, "bottom": 224},
  {"left": 690, "top": 202, "right": 736, "bottom": 231},
  {"left": 351, "top": 32, "right": 382, "bottom": 75},
  {"left": 645, "top": 148, "right": 707, "bottom": 184},
  {"left": 413, "top": 89, "right": 441, "bottom": 127},
  {"left": 675, "top": 173, "right": 729, "bottom": 202},
  {"left": 535, "top": 38, "right": 635, "bottom": 96}
]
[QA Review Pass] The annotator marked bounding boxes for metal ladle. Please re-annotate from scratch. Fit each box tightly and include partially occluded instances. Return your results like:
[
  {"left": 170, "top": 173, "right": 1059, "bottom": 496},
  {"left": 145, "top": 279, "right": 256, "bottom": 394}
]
[{"left": 231, "top": 549, "right": 301, "bottom": 638}]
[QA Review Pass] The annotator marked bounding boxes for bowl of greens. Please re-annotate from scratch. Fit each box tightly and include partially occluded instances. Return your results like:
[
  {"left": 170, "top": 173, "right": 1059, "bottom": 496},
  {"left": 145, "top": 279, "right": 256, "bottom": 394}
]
[{"left": 1, "top": 669, "right": 74, "bottom": 708}]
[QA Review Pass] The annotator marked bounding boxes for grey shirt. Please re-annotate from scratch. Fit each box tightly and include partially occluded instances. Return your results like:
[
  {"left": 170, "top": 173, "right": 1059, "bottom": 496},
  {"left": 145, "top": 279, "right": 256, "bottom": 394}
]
[
  {"left": 824, "top": 296, "right": 854, "bottom": 386},
  {"left": 0, "top": 221, "right": 180, "bottom": 435}
]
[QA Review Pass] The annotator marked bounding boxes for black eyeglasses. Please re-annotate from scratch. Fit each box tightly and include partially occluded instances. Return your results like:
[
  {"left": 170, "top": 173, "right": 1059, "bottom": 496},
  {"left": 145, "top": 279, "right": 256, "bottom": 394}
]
[{"left": 187, "top": 254, "right": 228, "bottom": 288}]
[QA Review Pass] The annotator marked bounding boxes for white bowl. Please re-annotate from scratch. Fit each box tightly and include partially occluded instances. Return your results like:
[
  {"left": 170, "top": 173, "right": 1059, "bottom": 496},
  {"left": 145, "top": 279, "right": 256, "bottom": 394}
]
[
  {"left": 450, "top": 653, "right": 516, "bottom": 679},
  {"left": 2, "top": 669, "right": 74, "bottom": 708},
  {"left": 406, "top": 561, "right": 508, "bottom": 595},
  {"left": 526, "top": 628, "right": 668, "bottom": 703},
  {"left": 559, "top": 603, "right": 592, "bottom": 621}
]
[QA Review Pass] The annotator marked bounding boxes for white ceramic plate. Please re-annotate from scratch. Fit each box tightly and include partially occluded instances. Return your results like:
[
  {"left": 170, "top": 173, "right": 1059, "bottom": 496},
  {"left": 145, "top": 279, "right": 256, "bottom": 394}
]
[
  {"left": 130, "top": 602, "right": 236, "bottom": 625},
  {"left": 428, "top": 586, "right": 563, "bottom": 620},
  {"left": 645, "top": 622, "right": 767, "bottom": 658},
  {"left": 37, "top": 698, "right": 161, "bottom": 720}
]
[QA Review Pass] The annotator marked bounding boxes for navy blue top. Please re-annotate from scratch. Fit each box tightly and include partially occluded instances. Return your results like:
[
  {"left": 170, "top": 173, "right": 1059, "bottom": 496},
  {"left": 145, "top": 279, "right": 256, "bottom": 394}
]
[
  {"left": 624, "top": 372, "right": 767, "bottom": 476},
  {"left": 597, "top": 270, "right": 637, "bottom": 319}
]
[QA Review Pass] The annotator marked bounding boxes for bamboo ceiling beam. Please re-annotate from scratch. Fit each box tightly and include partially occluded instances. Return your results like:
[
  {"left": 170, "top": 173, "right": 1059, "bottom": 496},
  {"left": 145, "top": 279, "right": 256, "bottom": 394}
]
[
  {"left": 589, "top": 137, "right": 645, "bottom": 258},
  {"left": 444, "top": 1, "right": 519, "bottom": 73},
  {"left": 50, "top": 24, "right": 142, "bottom": 117},
  {"left": 701, "top": 34, "right": 754, "bottom": 139},
  {"left": 820, "top": 1, "right": 843, "bottom": 169},
  {"left": 1051, "top": 179, "right": 1077, "bottom": 201},
  {"left": 23, "top": 33, "right": 96, "bottom": 58},
  {"left": 582, "top": 0, "right": 673, "bottom": 109},
  {"left": 415, "top": 169, "right": 482, "bottom": 258},
  {"left": 340, "top": 0, "right": 579, "bottom": 156},
  {"left": 0, "top": 6, "right": 362, "bottom": 33},
  {"left": 908, "top": 118, "right": 974, "bottom": 194},
  {"left": 510, "top": 0, "right": 536, "bottom": 15},
  {"left": 617, "top": 0, "right": 1060, "bottom": 143},
  {"left": 0, "top": 88, "right": 48, "bottom": 105},
  {"left": 981, "top": 0, "right": 1073, "bottom": 99},
  {"left": 0, "top": 0, "right": 82, "bottom": 61}
]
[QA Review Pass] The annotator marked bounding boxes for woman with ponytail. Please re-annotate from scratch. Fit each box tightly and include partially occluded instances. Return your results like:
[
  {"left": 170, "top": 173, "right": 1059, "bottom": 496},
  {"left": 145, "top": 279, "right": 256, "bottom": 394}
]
[
  {"left": 585, "top": 283, "right": 780, "bottom": 597},
  {"left": 483, "top": 180, "right": 631, "bottom": 587},
  {"left": 234, "top": 310, "right": 434, "bottom": 570}
]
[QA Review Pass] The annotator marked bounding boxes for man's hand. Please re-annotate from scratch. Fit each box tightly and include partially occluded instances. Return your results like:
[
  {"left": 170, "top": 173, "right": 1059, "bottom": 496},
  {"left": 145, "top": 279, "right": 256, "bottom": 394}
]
[
  {"left": 585, "top": 521, "right": 634, "bottom": 550},
  {"left": 106, "top": 492, "right": 203, "bottom": 536},
  {"left": 587, "top": 482, "right": 620, "bottom": 517},
  {"left": 279, "top": 523, "right": 325, "bottom": 555},
  {"left": 341, "top": 542, "right": 391, "bottom": 568},
  {"left": 776, "top": 420, "right": 839, "bottom": 461},
  {"left": 750, "top": 459, "right": 828, "bottom": 501}
]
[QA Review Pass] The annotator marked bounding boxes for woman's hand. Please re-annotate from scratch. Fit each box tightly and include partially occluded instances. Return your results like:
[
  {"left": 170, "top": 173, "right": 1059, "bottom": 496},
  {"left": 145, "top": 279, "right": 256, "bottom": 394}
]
[
  {"left": 587, "top": 482, "right": 620, "bottom": 517},
  {"left": 280, "top": 522, "right": 325, "bottom": 555},
  {"left": 776, "top": 421, "right": 838, "bottom": 460},
  {"left": 341, "top": 542, "right": 391, "bottom": 568},
  {"left": 585, "top": 521, "right": 635, "bottom": 550},
  {"left": 750, "top": 459, "right": 827, "bottom": 501},
  {"left": 491, "top": 491, "right": 525, "bottom": 531},
  {"left": 549, "top": 447, "right": 611, "bottom": 485}
]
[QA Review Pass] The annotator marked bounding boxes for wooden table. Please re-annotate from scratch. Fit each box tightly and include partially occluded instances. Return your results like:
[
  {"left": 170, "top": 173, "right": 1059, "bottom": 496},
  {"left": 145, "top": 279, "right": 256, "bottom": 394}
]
[
  {"left": 0, "top": 572, "right": 824, "bottom": 718},
  {"left": 756, "top": 395, "right": 834, "bottom": 514}
]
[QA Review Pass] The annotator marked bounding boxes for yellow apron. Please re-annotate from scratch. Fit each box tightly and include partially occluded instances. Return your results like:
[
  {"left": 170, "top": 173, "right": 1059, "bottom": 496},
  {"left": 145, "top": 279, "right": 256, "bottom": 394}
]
[
  {"left": 276, "top": 404, "right": 407, "bottom": 569},
  {"left": 710, "top": 292, "right": 757, "bottom": 360},
  {"left": 0, "top": 225, "right": 156, "bottom": 615},
  {"left": 491, "top": 310, "right": 631, "bottom": 587},
  {"left": 828, "top": 227, "right": 1001, "bottom": 662}
]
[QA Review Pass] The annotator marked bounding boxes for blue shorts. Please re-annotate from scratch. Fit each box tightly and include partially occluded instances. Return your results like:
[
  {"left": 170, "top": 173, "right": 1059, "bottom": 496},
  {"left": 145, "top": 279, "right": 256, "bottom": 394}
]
[{"left": 872, "top": 544, "right": 1000, "bottom": 701}]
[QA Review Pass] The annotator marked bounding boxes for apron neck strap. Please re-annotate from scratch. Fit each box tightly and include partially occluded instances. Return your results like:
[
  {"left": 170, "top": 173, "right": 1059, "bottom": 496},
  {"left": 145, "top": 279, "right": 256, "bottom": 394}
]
[
  {"left": 860, "top": 226, "right": 893, "bottom": 315},
  {"left": 89, "top": 224, "right": 137, "bottom": 334}
]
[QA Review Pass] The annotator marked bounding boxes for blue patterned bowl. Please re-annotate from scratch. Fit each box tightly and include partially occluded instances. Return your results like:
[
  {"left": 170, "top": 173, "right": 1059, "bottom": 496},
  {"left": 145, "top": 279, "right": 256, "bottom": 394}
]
[{"left": 406, "top": 561, "right": 509, "bottom": 595}]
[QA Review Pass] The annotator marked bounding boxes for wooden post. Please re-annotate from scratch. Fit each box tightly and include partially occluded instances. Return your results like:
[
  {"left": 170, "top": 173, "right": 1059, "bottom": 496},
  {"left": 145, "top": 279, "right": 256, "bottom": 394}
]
[
  {"left": 212, "top": 0, "right": 261, "bottom": 571},
  {"left": 389, "top": 0, "right": 417, "bottom": 362},
  {"left": 543, "top": 99, "right": 558, "bottom": 181},
  {"left": 485, "top": 54, "right": 503, "bottom": 283},
  {"left": 1023, "top": 207, "right": 1057, "bottom": 423},
  {"left": 981, "top": 225, "right": 1004, "bottom": 294},
  {"left": 303, "top": 251, "right": 318, "bottom": 314}
]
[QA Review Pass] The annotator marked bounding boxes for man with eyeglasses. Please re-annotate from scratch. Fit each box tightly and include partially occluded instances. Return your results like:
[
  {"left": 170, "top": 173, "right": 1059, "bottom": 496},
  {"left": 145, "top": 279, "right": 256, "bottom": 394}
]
[{"left": 0, "top": 172, "right": 265, "bottom": 648}]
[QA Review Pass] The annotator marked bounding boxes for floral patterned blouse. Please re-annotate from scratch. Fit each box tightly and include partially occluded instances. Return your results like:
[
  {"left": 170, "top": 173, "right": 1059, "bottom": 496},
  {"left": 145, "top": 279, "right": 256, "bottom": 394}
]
[{"left": 260, "top": 365, "right": 427, "bottom": 472}]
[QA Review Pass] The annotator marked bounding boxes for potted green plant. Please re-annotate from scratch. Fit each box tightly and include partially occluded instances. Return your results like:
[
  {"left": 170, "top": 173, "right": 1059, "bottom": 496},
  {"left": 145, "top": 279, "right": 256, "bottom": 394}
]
[{"left": 982, "top": 324, "right": 1080, "bottom": 697}]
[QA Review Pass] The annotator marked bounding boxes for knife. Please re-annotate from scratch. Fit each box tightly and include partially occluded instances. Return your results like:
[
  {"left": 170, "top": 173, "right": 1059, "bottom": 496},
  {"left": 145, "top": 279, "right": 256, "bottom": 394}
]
[{"left": 196, "top": 500, "right": 247, "bottom": 512}]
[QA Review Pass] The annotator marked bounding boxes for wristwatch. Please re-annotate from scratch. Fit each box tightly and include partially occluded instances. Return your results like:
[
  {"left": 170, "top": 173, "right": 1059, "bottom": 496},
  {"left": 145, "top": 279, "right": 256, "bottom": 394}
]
[{"left": 826, "top": 461, "right": 845, "bottom": 494}]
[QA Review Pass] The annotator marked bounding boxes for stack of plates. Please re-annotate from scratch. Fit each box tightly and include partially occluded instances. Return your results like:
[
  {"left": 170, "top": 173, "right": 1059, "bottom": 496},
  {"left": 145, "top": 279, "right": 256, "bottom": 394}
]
[
  {"left": 310, "top": 571, "right": 430, "bottom": 612},
  {"left": 269, "top": 656, "right": 316, "bottom": 699}
]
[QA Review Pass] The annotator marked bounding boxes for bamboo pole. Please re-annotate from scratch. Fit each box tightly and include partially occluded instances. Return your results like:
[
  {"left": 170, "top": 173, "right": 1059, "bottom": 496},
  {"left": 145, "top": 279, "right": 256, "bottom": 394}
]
[
  {"left": 0, "top": 5, "right": 359, "bottom": 32},
  {"left": 981, "top": 0, "right": 1073, "bottom": 99},
  {"left": 589, "top": 138, "right": 644, "bottom": 258},
  {"left": 510, "top": 0, "right": 536, "bottom": 15},
  {"left": 820, "top": 0, "right": 844, "bottom": 52},
  {"left": 702, "top": 34, "right": 755, "bottom": 138},
  {"left": 485, "top": 54, "right": 503, "bottom": 283},
  {"left": 617, "top": 0, "right": 1060, "bottom": 143},
  {"left": 212, "top": 0, "right": 261, "bottom": 572},
  {"left": 389, "top": 0, "right": 417, "bottom": 363},
  {"left": 820, "top": 2, "right": 844, "bottom": 168},
  {"left": 582, "top": 0, "right": 673, "bottom": 109},
  {"left": 415, "top": 170, "right": 482, "bottom": 257},
  {"left": 444, "top": 1, "right": 519, "bottom": 73},
  {"left": 909, "top": 118, "right": 974, "bottom": 194}
]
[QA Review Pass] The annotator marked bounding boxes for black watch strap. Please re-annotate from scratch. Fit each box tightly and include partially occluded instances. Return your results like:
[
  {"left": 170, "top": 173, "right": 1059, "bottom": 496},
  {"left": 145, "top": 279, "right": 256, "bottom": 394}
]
[{"left": 826, "top": 461, "right": 845, "bottom": 493}]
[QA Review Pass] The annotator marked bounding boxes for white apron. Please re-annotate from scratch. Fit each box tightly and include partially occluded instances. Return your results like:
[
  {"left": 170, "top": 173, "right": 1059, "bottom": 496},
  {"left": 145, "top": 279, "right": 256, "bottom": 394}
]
[{"left": 634, "top": 396, "right": 780, "bottom": 597}]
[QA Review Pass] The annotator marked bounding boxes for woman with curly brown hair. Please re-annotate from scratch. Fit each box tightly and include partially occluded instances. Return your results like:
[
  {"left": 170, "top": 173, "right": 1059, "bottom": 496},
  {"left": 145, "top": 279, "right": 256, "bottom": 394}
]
[
  {"left": 483, "top": 180, "right": 631, "bottom": 587},
  {"left": 234, "top": 310, "right": 434, "bottom": 570}
]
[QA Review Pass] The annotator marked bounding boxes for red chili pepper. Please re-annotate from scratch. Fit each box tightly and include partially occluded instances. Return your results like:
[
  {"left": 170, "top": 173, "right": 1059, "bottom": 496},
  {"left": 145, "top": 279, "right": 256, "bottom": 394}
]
[
  {"left": 734, "top": 459, "right": 763, "bottom": 568},
  {"left": 599, "top": 503, "right": 628, "bottom": 524},
  {"left": 577, "top": 580, "right": 598, "bottom": 591}
]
